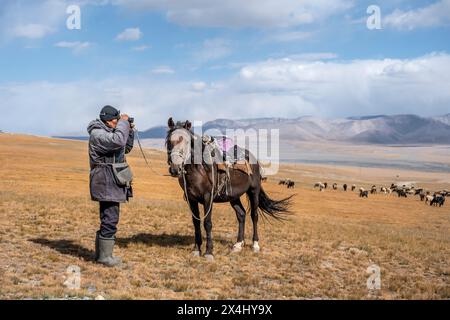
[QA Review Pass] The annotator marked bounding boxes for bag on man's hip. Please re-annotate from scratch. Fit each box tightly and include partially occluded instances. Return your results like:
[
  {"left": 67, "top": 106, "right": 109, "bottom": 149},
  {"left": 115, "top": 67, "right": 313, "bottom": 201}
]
[{"left": 111, "top": 162, "right": 133, "bottom": 187}]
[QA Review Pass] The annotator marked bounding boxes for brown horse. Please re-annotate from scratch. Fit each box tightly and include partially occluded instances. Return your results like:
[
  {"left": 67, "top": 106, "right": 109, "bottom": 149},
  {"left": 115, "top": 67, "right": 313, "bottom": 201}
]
[{"left": 165, "top": 118, "right": 293, "bottom": 260}]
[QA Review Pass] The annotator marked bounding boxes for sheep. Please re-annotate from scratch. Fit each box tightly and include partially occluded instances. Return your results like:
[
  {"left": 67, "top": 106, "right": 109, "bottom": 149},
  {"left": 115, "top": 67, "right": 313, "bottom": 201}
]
[
  {"left": 425, "top": 195, "right": 434, "bottom": 204},
  {"left": 430, "top": 194, "right": 445, "bottom": 207},
  {"left": 396, "top": 189, "right": 408, "bottom": 198},
  {"left": 332, "top": 183, "right": 338, "bottom": 190},
  {"left": 287, "top": 180, "right": 295, "bottom": 189},
  {"left": 371, "top": 185, "right": 377, "bottom": 194},
  {"left": 419, "top": 192, "right": 426, "bottom": 202},
  {"left": 314, "top": 182, "right": 325, "bottom": 192},
  {"left": 359, "top": 188, "right": 369, "bottom": 198},
  {"left": 351, "top": 184, "right": 356, "bottom": 192},
  {"left": 380, "top": 187, "right": 388, "bottom": 194},
  {"left": 343, "top": 184, "right": 348, "bottom": 191}
]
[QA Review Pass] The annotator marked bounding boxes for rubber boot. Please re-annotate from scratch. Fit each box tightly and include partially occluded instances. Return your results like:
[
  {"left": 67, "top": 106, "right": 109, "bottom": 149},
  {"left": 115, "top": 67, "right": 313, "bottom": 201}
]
[{"left": 96, "top": 235, "right": 122, "bottom": 267}]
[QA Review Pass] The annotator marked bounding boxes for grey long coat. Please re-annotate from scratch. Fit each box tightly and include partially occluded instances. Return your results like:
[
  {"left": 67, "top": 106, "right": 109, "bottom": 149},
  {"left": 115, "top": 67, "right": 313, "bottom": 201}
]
[{"left": 87, "top": 119, "right": 134, "bottom": 203}]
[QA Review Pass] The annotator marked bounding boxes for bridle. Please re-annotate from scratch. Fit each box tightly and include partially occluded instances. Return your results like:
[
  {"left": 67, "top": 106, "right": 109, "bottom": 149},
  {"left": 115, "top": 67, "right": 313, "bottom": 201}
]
[{"left": 167, "top": 128, "right": 215, "bottom": 221}]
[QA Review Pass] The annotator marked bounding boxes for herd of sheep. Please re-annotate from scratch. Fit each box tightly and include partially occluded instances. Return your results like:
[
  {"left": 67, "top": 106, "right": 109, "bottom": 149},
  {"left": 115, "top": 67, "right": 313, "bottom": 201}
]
[
  {"left": 312, "top": 182, "right": 447, "bottom": 207},
  {"left": 275, "top": 178, "right": 448, "bottom": 208}
]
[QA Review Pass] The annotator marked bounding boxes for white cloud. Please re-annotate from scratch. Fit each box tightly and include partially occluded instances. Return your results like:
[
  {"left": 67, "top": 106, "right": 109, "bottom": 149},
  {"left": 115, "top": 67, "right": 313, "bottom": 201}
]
[
  {"left": 191, "top": 81, "right": 207, "bottom": 92},
  {"left": 13, "top": 24, "right": 55, "bottom": 39},
  {"left": 384, "top": 0, "right": 450, "bottom": 30},
  {"left": 2, "top": 53, "right": 450, "bottom": 135},
  {"left": 236, "top": 53, "right": 450, "bottom": 116},
  {"left": 116, "top": 28, "right": 143, "bottom": 41},
  {"left": 0, "top": 0, "right": 68, "bottom": 41},
  {"left": 151, "top": 66, "right": 175, "bottom": 74},
  {"left": 111, "top": 0, "right": 353, "bottom": 28},
  {"left": 0, "top": 0, "right": 110, "bottom": 42},
  {"left": 55, "top": 41, "right": 92, "bottom": 53},
  {"left": 132, "top": 45, "right": 151, "bottom": 51}
]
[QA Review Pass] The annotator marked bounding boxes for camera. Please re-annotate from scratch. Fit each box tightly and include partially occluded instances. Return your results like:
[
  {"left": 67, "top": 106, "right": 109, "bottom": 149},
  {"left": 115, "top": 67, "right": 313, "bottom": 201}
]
[{"left": 128, "top": 117, "right": 134, "bottom": 124}]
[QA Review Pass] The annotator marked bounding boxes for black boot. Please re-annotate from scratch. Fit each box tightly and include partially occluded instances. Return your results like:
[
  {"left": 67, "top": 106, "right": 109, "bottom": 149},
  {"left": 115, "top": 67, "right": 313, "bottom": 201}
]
[{"left": 96, "top": 235, "right": 122, "bottom": 267}]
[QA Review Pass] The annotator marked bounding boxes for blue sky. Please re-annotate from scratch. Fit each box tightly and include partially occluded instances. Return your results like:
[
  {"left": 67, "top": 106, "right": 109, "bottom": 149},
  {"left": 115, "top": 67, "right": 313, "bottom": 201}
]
[{"left": 0, "top": 0, "right": 450, "bottom": 135}]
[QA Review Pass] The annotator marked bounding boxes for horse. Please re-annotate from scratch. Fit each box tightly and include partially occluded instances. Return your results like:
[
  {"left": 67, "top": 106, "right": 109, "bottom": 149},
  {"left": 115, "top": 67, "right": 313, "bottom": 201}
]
[{"left": 165, "top": 118, "right": 293, "bottom": 260}]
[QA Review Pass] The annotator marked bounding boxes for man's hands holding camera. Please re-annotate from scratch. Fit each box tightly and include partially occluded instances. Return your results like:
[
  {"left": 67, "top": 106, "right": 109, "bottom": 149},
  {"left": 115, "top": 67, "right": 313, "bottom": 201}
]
[{"left": 120, "top": 114, "right": 135, "bottom": 129}]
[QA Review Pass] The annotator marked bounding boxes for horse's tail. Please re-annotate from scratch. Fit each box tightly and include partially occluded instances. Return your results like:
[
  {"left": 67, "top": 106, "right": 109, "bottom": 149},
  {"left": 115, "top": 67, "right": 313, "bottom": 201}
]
[{"left": 258, "top": 187, "right": 293, "bottom": 221}]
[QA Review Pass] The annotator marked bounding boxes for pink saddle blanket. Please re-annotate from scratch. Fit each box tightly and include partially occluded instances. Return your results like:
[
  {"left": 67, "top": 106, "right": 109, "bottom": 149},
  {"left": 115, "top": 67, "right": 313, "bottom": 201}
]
[{"left": 215, "top": 136, "right": 234, "bottom": 153}]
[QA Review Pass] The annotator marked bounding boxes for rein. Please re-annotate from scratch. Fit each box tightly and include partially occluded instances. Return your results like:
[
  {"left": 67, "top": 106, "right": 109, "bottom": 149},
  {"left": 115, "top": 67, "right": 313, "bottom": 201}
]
[
  {"left": 179, "top": 135, "right": 216, "bottom": 222},
  {"left": 134, "top": 128, "right": 165, "bottom": 176}
]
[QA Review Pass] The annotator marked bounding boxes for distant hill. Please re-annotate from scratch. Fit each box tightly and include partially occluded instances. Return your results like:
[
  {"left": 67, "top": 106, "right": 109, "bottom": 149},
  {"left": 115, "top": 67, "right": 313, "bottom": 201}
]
[
  {"left": 136, "top": 126, "right": 167, "bottom": 139},
  {"left": 434, "top": 114, "right": 450, "bottom": 126},
  {"left": 194, "top": 114, "right": 450, "bottom": 144},
  {"left": 55, "top": 114, "right": 450, "bottom": 145}
]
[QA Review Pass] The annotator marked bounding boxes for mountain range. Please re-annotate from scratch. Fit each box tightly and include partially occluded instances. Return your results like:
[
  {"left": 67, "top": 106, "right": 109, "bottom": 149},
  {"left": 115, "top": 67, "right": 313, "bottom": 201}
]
[{"left": 136, "top": 114, "right": 450, "bottom": 145}]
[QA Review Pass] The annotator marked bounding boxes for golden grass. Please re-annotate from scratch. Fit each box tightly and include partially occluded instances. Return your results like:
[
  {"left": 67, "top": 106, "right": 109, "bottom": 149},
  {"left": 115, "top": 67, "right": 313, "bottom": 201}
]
[{"left": 0, "top": 133, "right": 449, "bottom": 300}]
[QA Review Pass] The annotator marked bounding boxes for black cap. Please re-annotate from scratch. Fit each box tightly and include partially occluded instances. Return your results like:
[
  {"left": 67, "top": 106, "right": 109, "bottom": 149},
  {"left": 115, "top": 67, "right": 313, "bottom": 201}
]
[{"left": 100, "top": 105, "right": 120, "bottom": 122}]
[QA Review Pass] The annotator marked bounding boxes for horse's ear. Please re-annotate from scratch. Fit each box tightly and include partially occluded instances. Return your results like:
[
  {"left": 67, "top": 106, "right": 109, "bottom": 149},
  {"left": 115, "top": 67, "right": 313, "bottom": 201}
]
[
  {"left": 185, "top": 120, "right": 192, "bottom": 130},
  {"left": 168, "top": 117, "right": 175, "bottom": 129}
]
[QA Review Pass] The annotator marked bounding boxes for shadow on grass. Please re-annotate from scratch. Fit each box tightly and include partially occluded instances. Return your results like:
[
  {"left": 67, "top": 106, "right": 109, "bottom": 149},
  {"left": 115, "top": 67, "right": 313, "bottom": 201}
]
[
  {"left": 30, "top": 238, "right": 94, "bottom": 262},
  {"left": 116, "top": 232, "right": 230, "bottom": 248}
]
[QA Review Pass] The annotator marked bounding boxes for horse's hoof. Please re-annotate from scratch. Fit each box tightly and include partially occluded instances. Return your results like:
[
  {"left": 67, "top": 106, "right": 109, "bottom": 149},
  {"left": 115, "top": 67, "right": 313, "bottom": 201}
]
[
  {"left": 252, "top": 242, "right": 260, "bottom": 253},
  {"left": 232, "top": 241, "right": 244, "bottom": 253},
  {"left": 204, "top": 254, "right": 214, "bottom": 261},
  {"left": 192, "top": 251, "right": 201, "bottom": 257}
]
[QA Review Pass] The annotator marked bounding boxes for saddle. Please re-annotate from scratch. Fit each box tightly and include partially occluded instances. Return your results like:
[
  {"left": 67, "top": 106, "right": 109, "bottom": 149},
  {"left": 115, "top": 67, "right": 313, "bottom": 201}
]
[
  {"left": 216, "top": 161, "right": 253, "bottom": 176},
  {"left": 205, "top": 136, "right": 252, "bottom": 176},
  {"left": 203, "top": 135, "right": 253, "bottom": 197}
]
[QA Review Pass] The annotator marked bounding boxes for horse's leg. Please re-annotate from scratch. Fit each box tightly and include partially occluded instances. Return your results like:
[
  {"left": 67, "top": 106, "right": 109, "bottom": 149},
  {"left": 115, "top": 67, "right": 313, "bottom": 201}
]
[
  {"left": 248, "top": 188, "right": 260, "bottom": 253},
  {"left": 190, "top": 200, "right": 202, "bottom": 257},
  {"left": 203, "top": 194, "right": 214, "bottom": 261},
  {"left": 230, "top": 199, "right": 246, "bottom": 253}
]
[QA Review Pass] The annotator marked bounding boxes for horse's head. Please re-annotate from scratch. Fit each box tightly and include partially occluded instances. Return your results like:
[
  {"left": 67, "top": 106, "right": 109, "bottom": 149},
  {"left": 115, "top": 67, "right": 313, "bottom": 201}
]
[{"left": 166, "top": 117, "right": 193, "bottom": 177}]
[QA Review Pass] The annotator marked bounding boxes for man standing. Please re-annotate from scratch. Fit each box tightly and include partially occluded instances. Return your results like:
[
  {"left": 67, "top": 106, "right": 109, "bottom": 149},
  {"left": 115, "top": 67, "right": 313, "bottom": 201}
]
[{"left": 87, "top": 106, "right": 134, "bottom": 267}]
